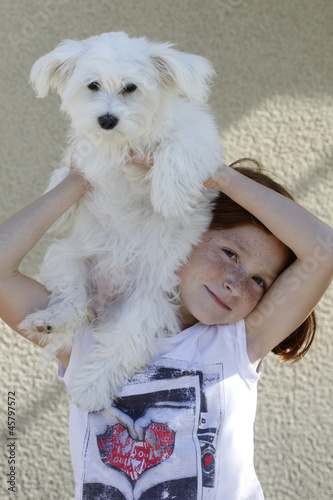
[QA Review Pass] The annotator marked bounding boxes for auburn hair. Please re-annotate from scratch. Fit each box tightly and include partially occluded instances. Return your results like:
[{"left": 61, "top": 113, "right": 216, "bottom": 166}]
[{"left": 209, "top": 158, "right": 316, "bottom": 363}]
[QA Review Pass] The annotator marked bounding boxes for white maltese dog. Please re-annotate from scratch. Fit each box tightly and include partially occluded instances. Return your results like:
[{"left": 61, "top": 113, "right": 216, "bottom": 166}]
[{"left": 20, "top": 32, "right": 222, "bottom": 411}]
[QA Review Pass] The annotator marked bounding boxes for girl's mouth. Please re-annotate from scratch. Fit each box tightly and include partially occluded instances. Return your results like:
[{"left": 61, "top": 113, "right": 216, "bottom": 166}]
[{"left": 204, "top": 286, "right": 231, "bottom": 310}]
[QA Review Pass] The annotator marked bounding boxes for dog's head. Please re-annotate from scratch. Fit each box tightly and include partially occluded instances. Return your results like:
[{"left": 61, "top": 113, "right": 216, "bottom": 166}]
[{"left": 30, "top": 32, "right": 215, "bottom": 144}]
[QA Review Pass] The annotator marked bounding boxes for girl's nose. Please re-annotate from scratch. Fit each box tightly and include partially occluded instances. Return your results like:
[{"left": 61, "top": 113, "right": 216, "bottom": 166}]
[{"left": 223, "top": 278, "right": 244, "bottom": 298}]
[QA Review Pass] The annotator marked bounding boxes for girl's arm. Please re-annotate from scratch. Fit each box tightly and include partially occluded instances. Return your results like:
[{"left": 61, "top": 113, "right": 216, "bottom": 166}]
[
  {"left": 0, "top": 172, "right": 87, "bottom": 362},
  {"left": 207, "top": 165, "right": 333, "bottom": 366}
]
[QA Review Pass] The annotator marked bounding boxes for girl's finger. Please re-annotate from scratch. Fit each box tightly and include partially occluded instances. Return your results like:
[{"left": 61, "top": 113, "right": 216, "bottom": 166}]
[
  {"left": 204, "top": 177, "right": 218, "bottom": 189},
  {"left": 129, "top": 151, "right": 154, "bottom": 168}
]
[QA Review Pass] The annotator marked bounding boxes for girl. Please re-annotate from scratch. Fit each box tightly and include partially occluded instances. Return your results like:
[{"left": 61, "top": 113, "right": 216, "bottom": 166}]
[{"left": 0, "top": 159, "right": 332, "bottom": 499}]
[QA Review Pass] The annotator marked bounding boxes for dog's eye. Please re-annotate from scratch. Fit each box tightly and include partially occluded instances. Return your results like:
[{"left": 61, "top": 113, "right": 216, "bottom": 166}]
[
  {"left": 122, "top": 83, "right": 137, "bottom": 94},
  {"left": 88, "top": 82, "right": 100, "bottom": 91}
]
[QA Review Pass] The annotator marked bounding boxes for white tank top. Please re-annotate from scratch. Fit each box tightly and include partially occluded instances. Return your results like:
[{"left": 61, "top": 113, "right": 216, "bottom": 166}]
[{"left": 58, "top": 320, "right": 264, "bottom": 499}]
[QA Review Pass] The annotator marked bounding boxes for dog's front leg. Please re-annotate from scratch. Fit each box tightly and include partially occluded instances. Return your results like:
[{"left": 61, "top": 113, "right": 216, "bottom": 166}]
[
  {"left": 148, "top": 143, "right": 220, "bottom": 218},
  {"left": 19, "top": 237, "right": 90, "bottom": 341}
]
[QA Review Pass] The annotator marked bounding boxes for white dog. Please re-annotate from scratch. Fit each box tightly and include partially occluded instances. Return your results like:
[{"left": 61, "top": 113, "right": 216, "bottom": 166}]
[{"left": 20, "top": 32, "right": 222, "bottom": 411}]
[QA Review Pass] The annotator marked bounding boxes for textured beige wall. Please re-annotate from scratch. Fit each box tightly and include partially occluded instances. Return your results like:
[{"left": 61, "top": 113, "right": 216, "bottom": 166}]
[{"left": 0, "top": 0, "right": 332, "bottom": 498}]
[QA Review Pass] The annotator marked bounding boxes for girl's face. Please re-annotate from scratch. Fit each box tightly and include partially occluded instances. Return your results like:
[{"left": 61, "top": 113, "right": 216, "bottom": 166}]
[{"left": 178, "top": 225, "right": 289, "bottom": 328}]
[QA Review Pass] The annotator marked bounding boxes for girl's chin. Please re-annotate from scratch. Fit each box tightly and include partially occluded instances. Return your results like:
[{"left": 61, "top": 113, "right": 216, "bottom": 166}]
[
  {"left": 179, "top": 305, "right": 243, "bottom": 329},
  {"left": 195, "top": 310, "right": 243, "bottom": 327}
]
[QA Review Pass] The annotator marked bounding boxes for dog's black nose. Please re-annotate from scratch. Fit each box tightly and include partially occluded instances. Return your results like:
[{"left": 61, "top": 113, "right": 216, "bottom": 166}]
[{"left": 98, "top": 114, "right": 119, "bottom": 130}]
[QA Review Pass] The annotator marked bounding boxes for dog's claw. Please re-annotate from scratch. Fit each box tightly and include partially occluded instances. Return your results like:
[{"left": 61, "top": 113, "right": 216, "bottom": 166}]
[{"left": 36, "top": 324, "right": 53, "bottom": 333}]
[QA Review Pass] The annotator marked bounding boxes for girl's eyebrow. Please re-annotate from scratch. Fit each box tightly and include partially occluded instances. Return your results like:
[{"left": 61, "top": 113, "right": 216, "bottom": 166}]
[
  {"left": 222, "top": 236, "right": 249, "bottom": 256},
  {"left": 258, "top": 263, "right": 283, "bottom": 284},
  {"left": 261, "top": 269, "right": 277, "bottom": 283}
]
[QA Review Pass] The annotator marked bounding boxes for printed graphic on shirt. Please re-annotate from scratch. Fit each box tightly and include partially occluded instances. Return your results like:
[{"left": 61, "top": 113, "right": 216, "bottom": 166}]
[
  {"left": 98, "top": 422, "right": 175, "bottom": 481},
  {"left": 82, "top": 360, "right": 224, "bottom": 500}
]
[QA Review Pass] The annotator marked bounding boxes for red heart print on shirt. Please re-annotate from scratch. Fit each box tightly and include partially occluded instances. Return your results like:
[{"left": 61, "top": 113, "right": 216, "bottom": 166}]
[{"left": 97, "top": 422, "right": 175, "bottom": 482}]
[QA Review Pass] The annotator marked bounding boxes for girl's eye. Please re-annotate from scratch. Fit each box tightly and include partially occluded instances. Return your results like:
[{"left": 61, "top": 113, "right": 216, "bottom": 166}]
[
  {"left": 88, "top": 81, "right": 100, "bottom": 91},
  {"left": 252, "top": 276, "right": 266, "bottom": 289},
  {"left": 223, "top": 249, "right": 237, "bottom": 261}
]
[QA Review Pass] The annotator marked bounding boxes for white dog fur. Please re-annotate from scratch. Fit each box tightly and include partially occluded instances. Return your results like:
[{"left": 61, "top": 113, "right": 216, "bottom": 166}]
[{"left": 20, "top": 32, "right": 222, "bottom": 411}]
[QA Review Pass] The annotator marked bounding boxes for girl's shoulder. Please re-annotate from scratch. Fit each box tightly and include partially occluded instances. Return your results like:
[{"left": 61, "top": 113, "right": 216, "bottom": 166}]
[{"left": 158, "top": 320, "right": 260, "bottom": 382}]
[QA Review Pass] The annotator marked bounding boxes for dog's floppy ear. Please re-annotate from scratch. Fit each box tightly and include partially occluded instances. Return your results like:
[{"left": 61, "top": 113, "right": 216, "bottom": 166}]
[
  {"left": 150, "top": 43, "right": 216, "bottom": 103},
  {"left": 30, "top": 39, "right": 85, "bottom": 98}
]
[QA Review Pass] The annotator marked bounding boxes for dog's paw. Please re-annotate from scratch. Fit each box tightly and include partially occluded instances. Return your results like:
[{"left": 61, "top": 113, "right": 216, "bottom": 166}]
[
  {"left": 67, "top": 375, "right": 115, "bottom": 412},
  {"left": 69, "top": 382, "right": 111, "bottom": 412},
  {"left": 150, "top": 184, "right": 199, "bottom": 218},
  {"left": 19, "top": 303, "right": 85, "bottom": 338},
  {"left": 67, "top": 354, "right": 125, "bottom": 411},
  {"left": 19, "top": 309, "right": 60, "bottom": 339},
  {"left": 149, "top": 168, "right": 203, "bottom": 218}
]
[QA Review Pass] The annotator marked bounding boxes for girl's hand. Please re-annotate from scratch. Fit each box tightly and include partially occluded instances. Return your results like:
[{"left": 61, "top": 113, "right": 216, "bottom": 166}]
[
  {"left": 68, "top": 158, "right": 91, "bottom": 192},
  {"left": 204, "top": 164, "right": 235, "bottom": 190},
  {"left": 204, "top": 176, "right": 219, "bottom": 189},
  {"left": 129, "top": 154, "right": 232, "bottom": 191},
  {"left": 129, "top": 151, "right": 154, "bottom": 169}
]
